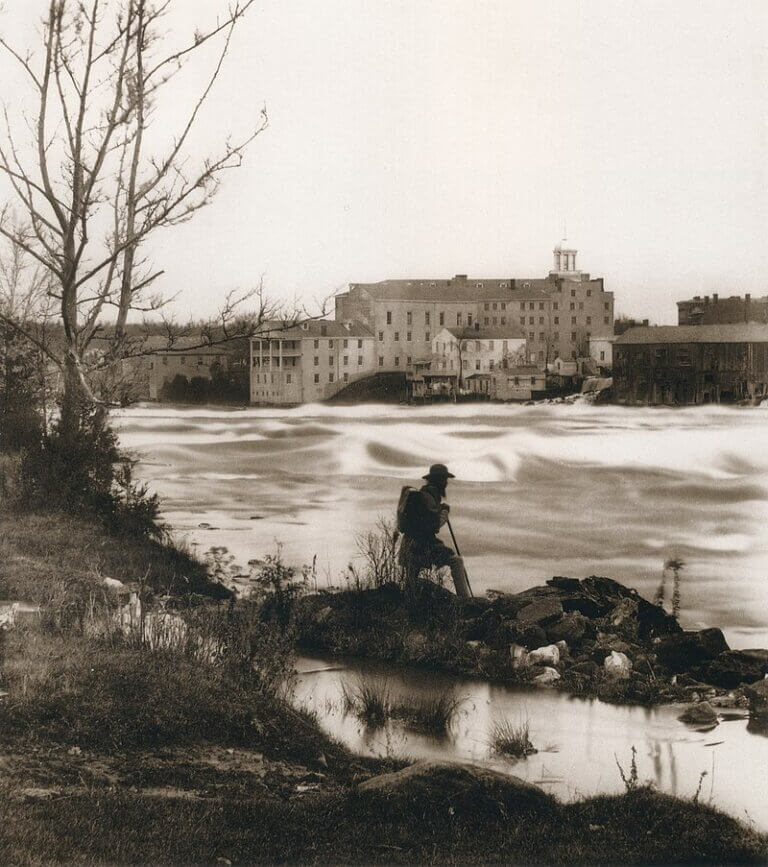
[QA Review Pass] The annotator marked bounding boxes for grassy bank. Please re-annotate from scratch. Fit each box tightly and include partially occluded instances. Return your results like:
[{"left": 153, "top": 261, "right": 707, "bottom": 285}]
[{"left": 1, "top": 509, "right": 766, "bottom": 865}]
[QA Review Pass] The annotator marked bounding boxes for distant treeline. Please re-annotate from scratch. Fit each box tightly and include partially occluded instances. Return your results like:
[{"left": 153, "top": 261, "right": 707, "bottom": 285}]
[{"left": 159, "top": 365, "right": 248, "bottom": 404}]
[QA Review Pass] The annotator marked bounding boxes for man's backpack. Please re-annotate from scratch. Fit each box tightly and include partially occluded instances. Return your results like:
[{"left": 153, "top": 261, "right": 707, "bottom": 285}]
[{"left": 396, "top": 485, "right": 425, "bottom": 535}]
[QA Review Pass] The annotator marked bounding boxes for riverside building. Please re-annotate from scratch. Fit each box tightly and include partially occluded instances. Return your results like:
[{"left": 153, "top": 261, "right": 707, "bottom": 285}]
[
  {"left": 334, "top": 240, "right": 614, "bottom": 372},
  {"left": 250, "top": 320, "right": 375, "bottom": 405}
]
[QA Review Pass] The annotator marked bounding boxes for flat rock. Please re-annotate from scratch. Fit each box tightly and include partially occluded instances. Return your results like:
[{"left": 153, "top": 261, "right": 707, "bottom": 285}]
[
  {"left": 693, "top": 651, "right": 767, "bottom": 689},
  {"left": 678, "top": 701, "right": 718, "bottom": 727},
  {"left": 516, "top": 598, "right": 563, "bottom": 627},
  {"left": 655, "top": 629, "right": 730, "bottom": 673}
]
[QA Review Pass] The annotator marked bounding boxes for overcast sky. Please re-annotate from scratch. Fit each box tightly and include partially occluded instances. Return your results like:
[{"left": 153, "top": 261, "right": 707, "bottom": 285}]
[{"left": 3, "top": 1, "right": 767, "bottom": 324}]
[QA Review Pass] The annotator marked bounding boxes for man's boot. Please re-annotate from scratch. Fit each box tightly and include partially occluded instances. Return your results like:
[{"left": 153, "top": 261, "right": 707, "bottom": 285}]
[{"left": 449, "top": 555, "right": 471, "bottom": 599}]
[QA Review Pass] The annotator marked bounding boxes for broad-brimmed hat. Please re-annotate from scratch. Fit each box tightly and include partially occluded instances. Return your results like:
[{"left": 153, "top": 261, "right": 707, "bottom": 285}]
[{"left": 423, "top": 463, "right": 455, "bottom": 480}]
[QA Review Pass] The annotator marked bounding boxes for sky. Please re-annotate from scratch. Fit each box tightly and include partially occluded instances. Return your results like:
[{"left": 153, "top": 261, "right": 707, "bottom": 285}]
[{"left": 2, "top": 0, "right": 767, "bottom": 324}]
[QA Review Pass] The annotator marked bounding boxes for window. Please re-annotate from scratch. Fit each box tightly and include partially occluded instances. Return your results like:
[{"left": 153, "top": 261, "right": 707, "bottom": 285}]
[
  {"left": 484, "top": 317, "right": 490, "bottom": 326},
  {"left": 489, "top": 359, "right": 495, "bottom": 370},
  {"left": 539, "top": 333, "right": 545, "bottom": 341},
  {"left": 604, "top": 302, "right": 610, "bottom": 311},
  {"left": 539, "top": 316, "right": 544, "bottom": 325},
  {"left": 439, "top": 312, "right": 445, "bottom": 326},
  {"left": 553, "top": 302, "right": 559, "bottom": 310},
  {"left": 329, "top": 356, "right": 334, "bottom": 366},
  {"left": 386, "top": 311, "right": 392, "bottom": 324},
  {"left": 570, "top": 302, "right": 575, "bottom": 311},
  {"left": 475, "top": 359, "right": 481, "bottom": 370},
  {"left": 539, "top": 302, "right": 544, "bottom": 310},
  {"left": 313, "top": 339, "right": 319, "bottom": 348},
  {"left": 467, "top": 313, "right": 473, "bottom": 326},
  {"left": 475, "top": 340, "right": 481, "bottom": 351},
  {"left": 529, "top": 302, "right": 534, "bottom": 310},
  {"left": 394, "top": 331, "right": 400, "bottom": 341},
  {"left": 572, "top": 317, "right": 577, "bottom": 325},
  {"left": 378, "top": 356, "right": 384, "bottom": 367},
  {"left": 313, "top": 356, "right": 319, "bottom": 366},
  {"left": 287, "top": 373, "right": 292, "bottom": 384},
  {"left": 343, "top": 339, "right": 348, "bottom": 348},
  {"left": 462, "top": 359, "right": 468, "bottom": 369},
  {"left": 572, "top": 350, "right": 577, "bottom": 359},
  {"left": 358, "top": 355, "right": 363, "bottom": 365},
  {"left": 531, "top": 376, "right": 536, "bottom": 384},
  {"left": 587, "top": 289, "right": 592, "bottom": 297},
  {"left": 484, "top": 302, "right": 490, "bottom": 311},
  {"left": 329, "top": 373, "right": 334, "bottom": 383},
  {"left": 502, "top": 340, "right": 508, "bottom": 351},
  {"left": 529, "top": 316, "right": 534, "bottom": 325},
  {"left": 586, "top": 317, "right": 592, "bottom": 325},
  {"left": 425, "top": 312, "right": 430, "bottom": 325},
  {"left": 343, "top": 372, "right": 349, "bottom": 382},
  {"left": 571, "top": 289, "right": 576, "bottom": 297},
  {"left": 406, "top": 332, "right": 412, "bottom": 341},
  {"left": 501, "top": 302, "right": 506, "bottom": 310},
  {"left": 358, "top": 339, "right": 363, "bottom": 348},
  {"left": 571, "top": 332, "right": 577, "bottom": 341},
  {"left": 343, "top": 355, "right": 348, "bottom": 365},
  {"left": 314, "top": 373, "right": 320, "bottom": 383},
  {"left": 520, "top": 302, "right": 525, "bottom": 311},
  {"left": 456, "top": 313, "right": 462, "bottom": 326},
  {"left": 520, "top": 317, "right": 525, "bottom": 326},
  {"left": 529, "top": 332, "right": 535, "bottom": 341},
  {"left": 378, "top": 331, "right": 384, "bottom": 341},
  {"left": 514, "top": 376, "right": 519, "bottom": 385},
  {"left": 329, "top": 339, "right": 334, "bottom": 348},
  {"left": 604, "top": 316, "right": 610, "bottom": 325},
  {"left": 425, "top": 331, "right": 430, "bottom": 342},
  {"left": 493, "top": 302, "right": 498, "bottom": 310},
  {"left": 500, "top": 316, "right": 506, "bottom": 325},
  {"left": 406, "top": 311, "right": 412, "bottom": 325},
  {"left": 394, "top": 356, "right": 400, "bottom": 366},
  {"left": 406, "top": 356, "right": 412, "bottom": 366}
]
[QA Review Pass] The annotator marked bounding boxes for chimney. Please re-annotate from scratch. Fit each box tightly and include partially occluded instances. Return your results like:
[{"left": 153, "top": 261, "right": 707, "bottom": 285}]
[
  {"left": 704, "top": 295, "right": 709, "bottom": 304},
  {"left": 455, "top": 274, "right": 468, "bottom": 281},
  {"left": 713, "top": 293, "right": 718, "bottom": 303},
  {"left": 642, "top": 319, "right": 649, "bottom": 327},
  {"left": 746, "top": 293, "right": 751, "bottom": 302}
]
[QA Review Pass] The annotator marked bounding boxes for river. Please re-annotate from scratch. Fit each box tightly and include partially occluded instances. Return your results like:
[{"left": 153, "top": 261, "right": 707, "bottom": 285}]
[{"left": 116, "top": 401, "right": 768, "bottom": 649}]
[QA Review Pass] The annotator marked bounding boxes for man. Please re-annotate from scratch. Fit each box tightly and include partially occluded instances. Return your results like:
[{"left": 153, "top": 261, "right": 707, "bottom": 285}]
[{"left": 397, "top": 463, "right": 471, "bottom": 598}]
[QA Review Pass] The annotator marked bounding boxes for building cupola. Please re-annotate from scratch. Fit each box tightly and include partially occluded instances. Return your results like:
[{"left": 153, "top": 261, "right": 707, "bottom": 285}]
[{"left": 552, "top": 238, "right": 578, "bottom": 274}]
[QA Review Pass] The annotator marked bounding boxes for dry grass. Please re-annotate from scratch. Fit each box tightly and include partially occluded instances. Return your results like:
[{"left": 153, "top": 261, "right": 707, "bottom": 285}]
[
  {"left": 489, "top": 716, "right": 537, "bottom": 759},
  {"left": 340, "top": 677, "right": 391, "bottom": 726},
  {"left": 391, "top": 690, "right": 464, "bottom": 734}
]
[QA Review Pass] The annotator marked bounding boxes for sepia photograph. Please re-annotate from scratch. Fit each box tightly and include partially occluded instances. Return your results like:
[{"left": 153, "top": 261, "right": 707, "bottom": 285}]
[{"left": 0, "top": 1, "right": 767, "bottom": 864}]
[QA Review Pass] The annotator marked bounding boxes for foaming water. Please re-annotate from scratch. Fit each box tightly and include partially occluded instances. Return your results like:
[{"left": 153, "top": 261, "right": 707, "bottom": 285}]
[{"left": 116, "top": 403, "right": 768, "bottom": 647}]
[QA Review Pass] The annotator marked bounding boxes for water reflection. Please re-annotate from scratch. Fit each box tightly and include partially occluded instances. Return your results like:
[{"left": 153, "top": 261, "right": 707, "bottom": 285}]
[{"left": 295, "top": 655, "right": 768, "bottom": 831}]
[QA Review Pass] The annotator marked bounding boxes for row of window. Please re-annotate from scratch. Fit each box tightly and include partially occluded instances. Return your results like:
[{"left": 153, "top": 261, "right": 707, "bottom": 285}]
[
  {"left": 313, "top": 356, "right": 364, "bottom": 366},
  {"left": 158, "top": 355, "right": 220, "bottom": 366}
]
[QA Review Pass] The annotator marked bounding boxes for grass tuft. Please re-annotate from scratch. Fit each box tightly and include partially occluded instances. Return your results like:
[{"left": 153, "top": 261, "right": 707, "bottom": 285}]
[
  {"left": 391, "top": 689, "right": 464, "bottom": 734},
  {"left": 340, "top": 677, "right": 391, "bottom": 726},
  {"left": 489, "top": 716, "right": 537, "bottom": 758}
]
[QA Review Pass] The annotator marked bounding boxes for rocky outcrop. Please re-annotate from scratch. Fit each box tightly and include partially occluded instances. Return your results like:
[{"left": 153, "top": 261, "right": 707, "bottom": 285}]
[{"left": 355, "top": 761, "right": 553, "bottom": 820}]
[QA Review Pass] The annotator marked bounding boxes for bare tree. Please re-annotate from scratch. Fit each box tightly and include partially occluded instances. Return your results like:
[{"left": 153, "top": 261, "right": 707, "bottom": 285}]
[{"left": 0, "top": 1, "right": 272, "bottom": 436}]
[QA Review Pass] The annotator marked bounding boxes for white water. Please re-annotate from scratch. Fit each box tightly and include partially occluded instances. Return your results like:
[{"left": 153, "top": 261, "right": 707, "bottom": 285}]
[{"left": 116, "top": 402, "right": 768, "bottom": 648}]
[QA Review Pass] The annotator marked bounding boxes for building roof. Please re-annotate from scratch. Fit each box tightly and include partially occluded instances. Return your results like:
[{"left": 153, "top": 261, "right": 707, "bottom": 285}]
[
  {"left": 615, "top": 323, "right": 768, "bottom": 345},
  {"left": 259, "top": 319, "right": 374, "bottom": 339},
  {"left": 442, "top": 325, "right": 525, "bottom": 340}
]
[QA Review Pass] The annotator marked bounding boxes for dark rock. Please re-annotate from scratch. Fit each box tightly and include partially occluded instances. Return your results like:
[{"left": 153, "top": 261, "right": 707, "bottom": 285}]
[
  {"left": 608, "top": 598, "right": 639, "bottom": 639},
  {"left": 678, "top": 701, "right": 718, "bottom": 727},
  {"left": 490, "top": 585, "right": 563, "bottom": 620},
  {"left": 546, "top": 612, "right": 589, "bottom": 646},
  {"left": 693, "top": 651, "right": 767, "bottom": 689},
  {"left": 516, "top": 598, "right": 563, "bottom": 627},
  {"left": 547, "top": 577, "right": 582, "bottom": 593},
  {"left": 560, "top": 595, "right": 609, "bottom": 619},
  {"left": 655, "top": 629, "right": 730, "bottom": 673},
  {"left": 512, "top": 624, "right": 548, "bottom": 650},
  {"left": 355, "top": 761, "right": 552, "bottom": 819},
  {"left": 744, "top": 679, "right": 768, "bottom": 718}
]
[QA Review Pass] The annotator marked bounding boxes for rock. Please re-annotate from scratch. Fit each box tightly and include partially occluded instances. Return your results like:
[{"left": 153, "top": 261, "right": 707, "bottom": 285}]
[
  {"left": 22, "top": 787, "right": 60, "bottom": 802},
  {"left": 516, "top": 598, "right": 563, "bottom": 627},
  {"left": 555, "top": 640, "right": 568, "bottom": 658},
  {"left": 603, "top": 651, "right": 632, "bottom": 678},
  {"left": 595, "top": 633, "right": 633, "bottom": 656},
  {"left": 744, "top": 679, "right": 768, "bottom": 718},
  {"left": 509, "top": 643, "right": 528, "bottom": 668},
  {"left": 527, "top": 644, "right": 560, "bottom": 667},
  {"left": 0, "top": 602, "right": 20, "bottom": 630},
  {"left": 693, "top": 651, "right": 767, "bottom": 688},
  {"left": 533, "top": 667, "right": 561, "bottom": 686},
  {"left": 546, "top": 612, "right": 589, "bottom": 646},
  {"left": 678, "top": 701, "right": 718, "bottom": 727},
  {"left": 655, "top": 629, "right": 730, "bottom": 673},
  {"left": 514, "top": 624, "right": 549, "bottom": 650},
  {"left": 102, "top": 577, "right": 126, "bottom": 590},
  {"left": 355, "top": 761, "right": 551, "bottom": 819},
  {"left": 610, "top": 597, "right": 638, "bottom": 628},
  {"left": 709, "top": 692, "right": 742, "bottom": 709},
  {"left": 67, "top": 746, "right": 82, "bottom": 756}
]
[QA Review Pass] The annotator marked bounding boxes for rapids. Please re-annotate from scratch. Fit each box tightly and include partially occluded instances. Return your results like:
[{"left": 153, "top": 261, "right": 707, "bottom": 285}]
[{"left": 116, "top": 402, "right": 768, "bottom": 648}]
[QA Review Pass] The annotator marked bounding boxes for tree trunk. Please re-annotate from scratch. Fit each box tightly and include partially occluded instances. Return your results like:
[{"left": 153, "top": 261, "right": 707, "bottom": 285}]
[{"left": 59, "top": 354, "right": 92, "bottom": 443}]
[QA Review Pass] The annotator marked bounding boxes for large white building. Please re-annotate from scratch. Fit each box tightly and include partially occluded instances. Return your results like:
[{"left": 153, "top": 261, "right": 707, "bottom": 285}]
[
  {"left": 334, "top": 241, "right": 614, "bottom": 370},
  {"left": 250, "top": 320, "right": 375, "bottom": 405},
  {"left": 431, "top": 326, "right": 526, "bottom": 381}
]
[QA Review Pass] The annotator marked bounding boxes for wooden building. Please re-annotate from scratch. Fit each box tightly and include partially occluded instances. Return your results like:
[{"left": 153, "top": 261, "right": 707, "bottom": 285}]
[{"left": 613, "top": 324, "right": 768, "bottom": 405}]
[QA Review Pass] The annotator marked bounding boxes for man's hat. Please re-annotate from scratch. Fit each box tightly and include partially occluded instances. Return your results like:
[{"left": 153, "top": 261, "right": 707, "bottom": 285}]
[{"left": 423, "top": 463, "right": 455, "bottom": 480}]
